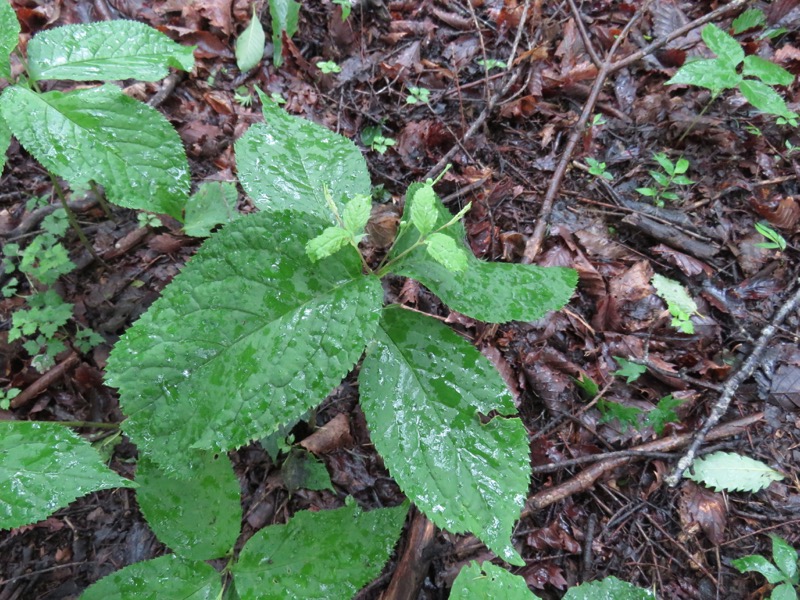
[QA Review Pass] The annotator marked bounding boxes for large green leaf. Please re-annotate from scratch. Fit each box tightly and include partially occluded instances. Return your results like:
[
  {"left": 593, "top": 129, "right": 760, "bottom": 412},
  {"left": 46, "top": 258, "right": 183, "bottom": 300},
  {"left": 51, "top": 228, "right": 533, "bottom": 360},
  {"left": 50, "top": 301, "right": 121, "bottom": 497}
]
[
  {"left": 450, "top": 562, "right": 541, "bottom": 598},
  {"left": 0, "top": 0, "right": 19, "bottom": 79},
  {"left": 235, "top": 8, "right": 266, "bottom": 71},
  {"left": 701, "top": 23, "right": 744, "bottom": 69},
  {"left": 665, "top": 58, "right": 742, "bottom": 95},
  {"left": 27, "top": 20, "right": 194, "bottom": 82},
  {"left": 268, "top": 0, "right": 300, "bottom": 68},
  {"left": 0, "top": 84, "right": 189, "bottom": 219},
  {"left": 389, "top": 184, "right": 576, "bottom": 323},
  {"left": 235, "top": 97, "right": 371, "bottom": 224},
  {"left": 742, "top": 56, "right": 795, "bottom": 87},
  {"left": 80, "top": 554, "right": 222, "bottom": 600},
  {"left": 0, "top": 113, "right": 10, "bottom": 173},
  {"left": 359, "top": 306, "right": 530, "bottom": 565},
  {"left": 135, "top": 452, "right": 242, "bottom": 561},
  {"left": 0, "top": 421, "right": 134, "bottom": 530},
  {"left": 107, "top": 211, "right": 382, "bottom": 477},
  {"left": 563, "top": 577, "right": 654, "bottom": 599},
  {"left": 740, "top": 79, "right": 797, "bottom": 119},
  {"left": 183, "top": 181, "right": 240, "bottom": 238},
  {"left": 232, "top": 502, "right": 408, "bottom": 599},
  {"left": 685, "top": 451, "right": 784, "bottom": 492}
]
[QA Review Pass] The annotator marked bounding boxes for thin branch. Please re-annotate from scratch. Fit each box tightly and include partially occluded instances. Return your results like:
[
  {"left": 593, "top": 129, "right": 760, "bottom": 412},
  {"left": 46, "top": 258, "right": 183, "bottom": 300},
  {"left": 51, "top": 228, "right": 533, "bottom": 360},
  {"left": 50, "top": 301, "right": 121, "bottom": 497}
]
[{"left": 665, "top": 276, "right": 800, "bottom": 486}]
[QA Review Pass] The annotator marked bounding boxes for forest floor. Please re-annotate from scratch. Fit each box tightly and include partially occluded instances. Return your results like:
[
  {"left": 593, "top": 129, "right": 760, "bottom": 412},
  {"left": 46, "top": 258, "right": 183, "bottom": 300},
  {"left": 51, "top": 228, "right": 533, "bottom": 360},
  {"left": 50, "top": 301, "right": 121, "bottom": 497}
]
[{"left": 1, "top": 0, "right": 800, "bottom": 598}]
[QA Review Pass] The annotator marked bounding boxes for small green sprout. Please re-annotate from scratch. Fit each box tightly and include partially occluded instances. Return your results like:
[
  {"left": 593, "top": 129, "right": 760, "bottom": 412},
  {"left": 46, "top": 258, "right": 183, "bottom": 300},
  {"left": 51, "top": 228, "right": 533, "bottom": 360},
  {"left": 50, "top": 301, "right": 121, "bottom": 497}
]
[
  {"left": 233, "top": 86, "right": 253, "bottom": 107},
  {"left": 361, "top": 125, "right": 395, "bottom": 155},
  {"left": 755, "top": 222, "right": 787, "bottom": 251},
  {"left": 317, "top": 61, "right": 341, "bottom": 74},
  {"left": 406, "top": 86, "right": 431, "bottom": 105},
  {"left": 332, "top": 0, "right": 351, "bottom": 21},
  {"left": 636, "top": 152, "right": 694, "bottom": 207},
  {"left": 476, "top": 58, "right": 507, "bottom": 70},
  {"left": 586, "top": 157, "right": 614, "bottom": 181}
]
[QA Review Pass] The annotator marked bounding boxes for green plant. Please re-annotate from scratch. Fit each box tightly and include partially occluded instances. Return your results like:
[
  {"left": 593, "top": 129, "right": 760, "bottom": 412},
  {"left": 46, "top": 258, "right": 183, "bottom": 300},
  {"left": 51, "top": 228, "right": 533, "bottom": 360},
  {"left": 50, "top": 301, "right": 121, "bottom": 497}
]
[
  {"left": 406, "top": 85, "right": 431, "bottom": 105},
  {"left": 333, "top": 0, "right": 352, "bottom": 21},
  {"left": 733, "top": 535, "right": 799, "bottom": 600},
  {"left": 636, "top": 152, "right": 694, "bottom": 207},
  {"left": 233, "top": 85, "right": 254, "bottom": 106},
  {"left": 651, "top": 273, "right": 699, "bottom": 334},
  {"left": 317, "top": 60, "right": 341, "bottom": 74},
  {"left": 0, "top": 3, "right": 194, "bottom": 219},
  {"left": 267, "top": 0, "right": 300, "bottom": 68},
  {"left": 137, "top": 212, "right": 162, "bottom": 229},
  {"left": 667, "top": 23, "right": 798, "bottom": 126},
  {"left": 586, "top": 156, "right": 614, "bottom": 181},
  {"left": 755, "top": 222, "right": 787, "bottom": 251},
  {"left": 477, "top": 58, "right": 507, "bottom": 70},
  {"left": 3, "top": 208, "right": 103, "bottom": 371},
  {"left": 235, "top": 6, "right": 266, "bottom": 72},
  {"left": 0, "top": 387, "right": 19, "bottom": 410},
  {"left": 3, "top": 88, "right": 577, "bottom": 594},
  {"left": 685, "top": 451, "right": 784, "bottom": 492},
  {"left": 361, "top": 125, "right": 396, "bottom": 154},
  {"left": 613, "top": 356, "right": 647, "bottom": 383}
]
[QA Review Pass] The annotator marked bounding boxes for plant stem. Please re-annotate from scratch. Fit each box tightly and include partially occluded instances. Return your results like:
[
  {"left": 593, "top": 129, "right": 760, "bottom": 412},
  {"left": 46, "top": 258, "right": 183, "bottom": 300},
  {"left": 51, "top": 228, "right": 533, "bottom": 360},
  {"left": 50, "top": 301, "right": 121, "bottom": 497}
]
[
  {"left": 48, "top": 175, "right": 101, "bottom": 260},
  {"left": 677, "top": 93, "right": 718, "bottom": 145},
  {"left": 89, "top": 182, "right": 112, "bottom": 217}
]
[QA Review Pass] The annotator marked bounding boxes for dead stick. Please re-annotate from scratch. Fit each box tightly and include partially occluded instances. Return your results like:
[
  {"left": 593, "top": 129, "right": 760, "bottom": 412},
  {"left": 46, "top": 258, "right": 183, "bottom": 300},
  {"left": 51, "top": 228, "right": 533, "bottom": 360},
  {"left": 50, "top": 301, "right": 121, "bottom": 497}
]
[
  {"left": 10, "top": 353, "right": 80, "bottom": 409},
  {"left": 522, "top": 2, "right": 650, "bottom": 263},
  {"left": 665, "top": 275, "right": 800, "bottom": 485},
  {"left": 523, "top": 412, "right": 763, "bottom": 514},
  {"left": 381, "top": 509, "right": 437, "bottom": 600},
  {"left": 521, "top": 0, "right": 749, "bottom": 262}
]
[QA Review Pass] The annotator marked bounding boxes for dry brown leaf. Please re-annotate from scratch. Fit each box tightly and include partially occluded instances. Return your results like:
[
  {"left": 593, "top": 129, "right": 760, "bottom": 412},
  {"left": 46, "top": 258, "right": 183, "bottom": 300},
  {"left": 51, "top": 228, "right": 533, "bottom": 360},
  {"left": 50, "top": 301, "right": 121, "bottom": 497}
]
[
  {"left": 679, "top": 480, "right": 727, "bottom": 545},
  {"left": 300, "top": 413, "right": 353, "bottom": 455}
]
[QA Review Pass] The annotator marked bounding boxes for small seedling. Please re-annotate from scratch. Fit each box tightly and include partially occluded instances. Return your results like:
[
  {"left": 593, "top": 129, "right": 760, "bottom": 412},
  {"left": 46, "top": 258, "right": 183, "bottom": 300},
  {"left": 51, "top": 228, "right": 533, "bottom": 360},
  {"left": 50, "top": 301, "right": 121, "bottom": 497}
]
[
  {"left": 476, "top": 58, "right": 507, "bottom": 70},
  {"left": 233, "top": 85, "right": 254, "bottom": 107},
  {"left": 733, "top": 535, "right": 799, "bottom": 600},
  {"left": 406, "top": 86, "right": 431, "bottom": 105},
  {"left": 269, "top": 91, "right": 286, "bottom": 105},
  {"left": 317, "top": 60, "right": 341, "bottom": 74},
  {"left": 137, "top": 212, "right": 162, "bottom": 229},
  {"left": 613, "top": 356, "right": 647, "bottom": 383},
  {"left": 636, "top": 153, "right": 694, "bottom": 207},
  {"left": 332, "top": 0, "right": 351, "bottom": 21},
  {"left": 0, "top": 387, "right": 20, "bottom": 410},
  {"left": 361, "top": 125, "right": 395, "bottom": 154},
  {"left": 586, "top": 157, "right": 614, "bottom": 181},
  {"left": 652, "top": 273, "right": 698, "bottom": 334},
  {"left": 598, "top": 399, "right": 643, "bottom": 432},
  {"left": 755, "top": 222, "right": 787, "bottom": 251},
  {"left": 590, "top": 113, "right": 607, "bottom": 127},
  {"left": 667, "top": 23, "right": 798, "bottom": 126}
]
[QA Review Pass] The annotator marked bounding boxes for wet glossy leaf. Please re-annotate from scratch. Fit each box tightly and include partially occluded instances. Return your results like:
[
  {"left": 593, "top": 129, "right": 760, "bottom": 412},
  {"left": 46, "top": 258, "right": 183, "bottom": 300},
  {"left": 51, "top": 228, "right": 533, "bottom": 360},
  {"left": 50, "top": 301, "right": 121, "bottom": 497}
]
[
  {"left": 740, "top": 79, "right": 797, "bottom": 119},
  {"left": 235, "top": 97, "right": 370, "bottom": 224},
  {"left": 390, "top": 184, "right": 576, "bottom": 323},
  {"left": 732, "top": 9, "right": 766, "bottom": 34},
  {"left": 306, "top": 226, "right": 350, "bottom": 262},
  {"left": 771, "top": 535, "right": 799, "bottom": 581},
  {"left": 450, "top": 562, "right": 541, "bottom": 598},
  {"left": 80, "top": 554, "right": 222, "bottom": 599},
  {"left": 0, "top": 114, "right": 10, "bottom": 172},
  {"left": 268, "top": 0, "right": 300, "bottom": 68},
  {"left": 0, "top": 0, "right": 19, "bottom": 79},
  {"left": 342, "top": 194, "right": 372, "bottom": 236},
  {"left": 183, "top": 182, "right": 240, "bottom": 238},
  {"left": 701, "top": 24, "right": 743, "bottom": 69},
  {"left": 643, "top": 394, "right": 683, "bottom": 435},
  {"left": 426, "top": 232, "right": 468, "bottom": 273},
  {"left": 563, "top": 577, "right": 654, "bottom": 599},
  {"left": 613, "top": 357, "right": 647, "bottom": 383},
  {"left": 732, "top": 554, "right": 786, "bottom": 584},
  {"left": 666, "top": 59, "right": 741, "bottom": 94},
  {"left": 281, "top": 447, "right": 334, "bottom": 494},
  {"left": 233, "top": 502, "right": 407, "bottom": 599},
  {"left": 27, "top": 20, "right": 194, "bottom": 82},
  {"left": 771, "top": 583, "right": 798, "bottom": 600},
  {"left": 135, "top": 452, "right": 241, "bottom": 561},
  {"left": 685, "top": 451, "right": 784, "bottom": 492},
  {"left": 235, "top": 7, "right": 265, "bottom": 72},
  {"left": 0, "top": 421, "right": 134, "bottom": 530},
  {"left": 360, "top": 307, "right": 529, "bottom": 565},
  {"left": 742, "top": 56, "right": 794, "bottom": 86},
  {"left": 106, "top": 211, "right": 382, "bottom": 477},
  {"left": 410, "top": 184, "right": 438, "bottom": 235},
  {"left": 0, "top": 85, "right": 189, "bottom": 219}
]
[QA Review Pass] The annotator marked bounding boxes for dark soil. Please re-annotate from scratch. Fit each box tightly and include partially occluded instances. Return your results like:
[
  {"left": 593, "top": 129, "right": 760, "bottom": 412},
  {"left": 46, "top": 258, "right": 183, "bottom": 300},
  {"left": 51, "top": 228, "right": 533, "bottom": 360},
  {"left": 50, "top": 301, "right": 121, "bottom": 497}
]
[{"left": 2, "top": 0, "right": 800, "bottom": 598}]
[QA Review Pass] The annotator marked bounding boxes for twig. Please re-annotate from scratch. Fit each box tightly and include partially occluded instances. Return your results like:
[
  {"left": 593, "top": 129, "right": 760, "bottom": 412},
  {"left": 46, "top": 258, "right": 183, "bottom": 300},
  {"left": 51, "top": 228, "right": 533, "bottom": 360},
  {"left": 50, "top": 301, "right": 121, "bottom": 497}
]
[
  {"left": 523, "top": 412, "right": 763, "bottom": 514},
  {"left": 147, "top": 72, "right": 184, "bottom": 108},
  {"left": 382, "top": 509, "right": 438, "bottom": 600},
  {"left": 422, "top": 0, "right": 531, "bottom": 181},
  {"left": 10, "top": 353, "right": 80, "bottom": 409},
  {"left": 530, "top": 450, "right": 678, "bottom": 474},
  {"left": 665, "top": 276, "right": 800, "bottom": 486},
  {"left": 522, "top": 2, "right": 650, "bottom": 263},
  {"left": 567, "top": 0, "right": 602, "bottom": 68}
]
